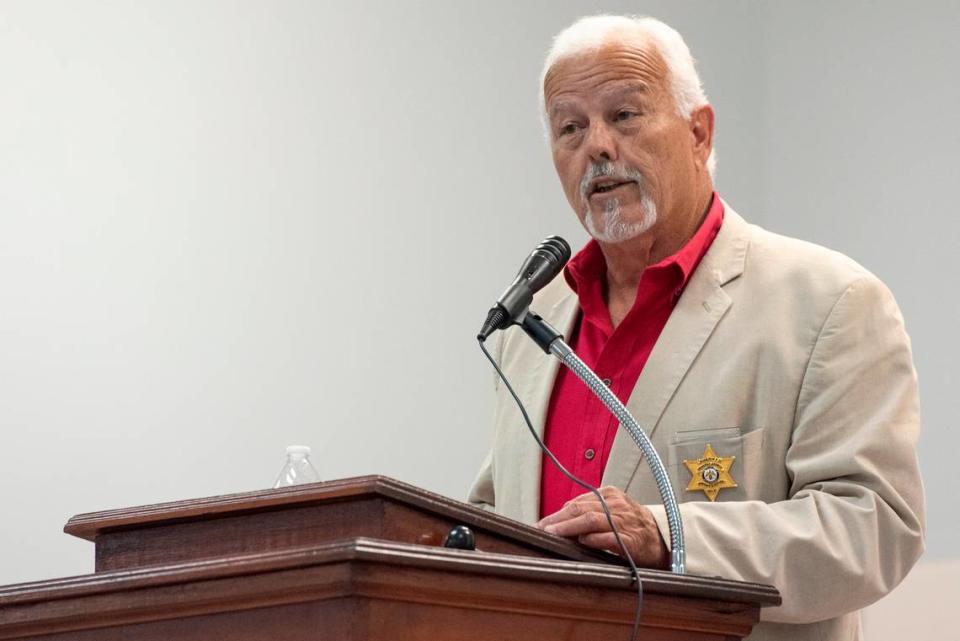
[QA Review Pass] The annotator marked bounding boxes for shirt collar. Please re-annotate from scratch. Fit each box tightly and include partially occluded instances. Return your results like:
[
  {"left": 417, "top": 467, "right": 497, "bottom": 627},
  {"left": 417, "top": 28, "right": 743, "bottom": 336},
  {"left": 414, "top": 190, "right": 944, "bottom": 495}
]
[{"left": 564, "top": 191, "right": 725, "bottom": 303}]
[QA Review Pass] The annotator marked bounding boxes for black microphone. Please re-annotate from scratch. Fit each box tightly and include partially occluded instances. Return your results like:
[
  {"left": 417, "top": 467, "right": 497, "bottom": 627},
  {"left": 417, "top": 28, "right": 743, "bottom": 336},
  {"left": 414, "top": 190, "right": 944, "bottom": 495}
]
[{"left": 478, "top": 236, "right": 571, "bottom": 341}]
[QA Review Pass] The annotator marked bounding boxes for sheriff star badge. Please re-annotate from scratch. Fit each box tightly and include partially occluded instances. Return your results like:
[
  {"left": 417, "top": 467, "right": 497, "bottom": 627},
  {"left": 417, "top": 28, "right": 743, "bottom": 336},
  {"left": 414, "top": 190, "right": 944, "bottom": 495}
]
[{"left": 683, "top": 443, "right": 737, "bottom": 501}]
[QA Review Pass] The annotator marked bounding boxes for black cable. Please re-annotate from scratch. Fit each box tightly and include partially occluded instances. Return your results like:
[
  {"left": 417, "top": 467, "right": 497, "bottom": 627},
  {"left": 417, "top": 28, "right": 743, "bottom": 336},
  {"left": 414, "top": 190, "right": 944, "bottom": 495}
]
[{"left": 478, "top": 338, "right": 644, "bottom": 641}]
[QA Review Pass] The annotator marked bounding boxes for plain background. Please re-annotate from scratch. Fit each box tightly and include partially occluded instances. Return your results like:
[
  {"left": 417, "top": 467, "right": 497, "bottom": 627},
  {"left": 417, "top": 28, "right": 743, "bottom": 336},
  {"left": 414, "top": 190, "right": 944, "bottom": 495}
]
[{"left": 1, "top": 1, "right": 956, "bottom": 636}]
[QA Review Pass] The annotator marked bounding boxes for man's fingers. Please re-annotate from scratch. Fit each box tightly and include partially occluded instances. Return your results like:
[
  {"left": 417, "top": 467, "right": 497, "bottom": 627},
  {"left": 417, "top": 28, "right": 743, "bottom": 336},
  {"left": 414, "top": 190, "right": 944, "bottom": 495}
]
[
  {"left": 535, "top": 487, "right": 668, "bottom": 568},
  {"left": 536, "top": 506, "right": 572, "bottom": 529},
  {"left": 542, "top": 510, "right": 610, "bottom": 537},
  {"left": 537, "top": 489, "right": 628, "bottom": 529},
  {"left": 578, "top": 531, "right": 620, "bottom": 554},
  {"left": 537, "top": 495, "right": 597, "bottom": 528},
  {"left": 598, "top": 485, "right": 625, "bottom": 499}
]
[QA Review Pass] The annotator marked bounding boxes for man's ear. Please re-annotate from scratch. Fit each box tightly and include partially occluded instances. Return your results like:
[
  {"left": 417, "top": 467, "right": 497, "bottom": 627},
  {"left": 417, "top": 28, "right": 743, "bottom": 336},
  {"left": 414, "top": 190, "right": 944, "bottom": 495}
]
[{"left": 690, "top": 104, "right": 715, "bottom": 170}]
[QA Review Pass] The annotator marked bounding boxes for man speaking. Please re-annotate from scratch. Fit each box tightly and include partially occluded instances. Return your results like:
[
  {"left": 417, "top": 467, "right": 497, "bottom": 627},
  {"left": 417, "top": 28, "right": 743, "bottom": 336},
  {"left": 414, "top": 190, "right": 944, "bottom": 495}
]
[{"left": 468, "top": 14, "right": 924, "bottom": 641}]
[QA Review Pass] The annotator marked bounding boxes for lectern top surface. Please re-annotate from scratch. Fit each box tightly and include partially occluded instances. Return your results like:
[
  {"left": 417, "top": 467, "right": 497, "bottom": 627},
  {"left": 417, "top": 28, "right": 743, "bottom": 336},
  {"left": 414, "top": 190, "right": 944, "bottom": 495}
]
[{"left": 63, "top": 475, "right": 622, "bottom": 565}]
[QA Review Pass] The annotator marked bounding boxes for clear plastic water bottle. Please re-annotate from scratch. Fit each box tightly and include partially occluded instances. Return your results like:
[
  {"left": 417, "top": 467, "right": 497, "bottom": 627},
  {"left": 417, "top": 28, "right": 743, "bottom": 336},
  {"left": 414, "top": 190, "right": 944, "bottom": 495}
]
[{"left": 273, "top": 445, "right": 321, "bottom": 488}]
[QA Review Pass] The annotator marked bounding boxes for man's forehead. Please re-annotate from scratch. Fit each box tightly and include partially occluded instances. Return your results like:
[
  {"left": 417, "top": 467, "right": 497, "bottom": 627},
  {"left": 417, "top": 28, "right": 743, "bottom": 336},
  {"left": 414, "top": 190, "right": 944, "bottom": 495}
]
[
  {"left": 549, "top": 82, "right": 651, "bottom": 116},
  {"left": 543, "top": 41, "right": 668, "bottom": 111}
]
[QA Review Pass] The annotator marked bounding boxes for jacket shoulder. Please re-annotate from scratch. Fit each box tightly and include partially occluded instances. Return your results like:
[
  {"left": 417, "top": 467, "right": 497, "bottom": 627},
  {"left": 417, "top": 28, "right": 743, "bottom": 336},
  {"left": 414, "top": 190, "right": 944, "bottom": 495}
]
[{"left": 735, "top": 214, "right": 883, "bottom": 299}]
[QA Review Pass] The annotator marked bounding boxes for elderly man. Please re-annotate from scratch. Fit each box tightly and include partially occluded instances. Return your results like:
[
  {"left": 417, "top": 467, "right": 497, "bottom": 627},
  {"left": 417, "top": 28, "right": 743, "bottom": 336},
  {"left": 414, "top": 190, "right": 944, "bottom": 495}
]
[{"left": 468, "top": 14, "right": 924, "bottom": 641}]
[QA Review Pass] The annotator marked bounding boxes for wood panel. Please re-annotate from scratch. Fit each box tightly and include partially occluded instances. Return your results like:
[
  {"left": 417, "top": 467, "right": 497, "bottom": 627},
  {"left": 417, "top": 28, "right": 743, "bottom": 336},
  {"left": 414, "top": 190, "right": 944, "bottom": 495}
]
[
  {"left": 65, "top": 475, "right": 622, "bottom": 572},
  {"left": 0, "top": 538, "right": 779, "bottom": 641}
]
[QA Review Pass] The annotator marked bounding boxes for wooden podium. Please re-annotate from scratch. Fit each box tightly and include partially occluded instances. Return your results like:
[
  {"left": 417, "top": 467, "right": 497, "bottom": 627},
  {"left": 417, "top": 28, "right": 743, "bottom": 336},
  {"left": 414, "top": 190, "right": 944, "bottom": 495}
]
[{"left": 0, "top": 476, "right": 779, "bottom": 640}]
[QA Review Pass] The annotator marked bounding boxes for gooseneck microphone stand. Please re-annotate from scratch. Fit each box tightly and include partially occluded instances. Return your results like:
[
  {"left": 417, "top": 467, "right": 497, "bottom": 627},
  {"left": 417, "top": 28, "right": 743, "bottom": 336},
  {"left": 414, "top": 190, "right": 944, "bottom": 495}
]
[
  {"left": 518, "top": 312, "right": 686, "bottom": 575},
  {"left": 477, "top": 235, "right": 685, "bottom": 574}
]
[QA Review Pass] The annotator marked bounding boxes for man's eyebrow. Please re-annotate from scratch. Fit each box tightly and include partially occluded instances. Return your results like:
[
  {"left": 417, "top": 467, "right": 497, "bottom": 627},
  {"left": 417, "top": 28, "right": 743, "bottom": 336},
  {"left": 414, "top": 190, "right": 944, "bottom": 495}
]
[
  {"left": 548, "top": 82, "right": 651, "bottom": 117},
  {"left": 549, "top": 100, "right": 575, "bottom": 118}
]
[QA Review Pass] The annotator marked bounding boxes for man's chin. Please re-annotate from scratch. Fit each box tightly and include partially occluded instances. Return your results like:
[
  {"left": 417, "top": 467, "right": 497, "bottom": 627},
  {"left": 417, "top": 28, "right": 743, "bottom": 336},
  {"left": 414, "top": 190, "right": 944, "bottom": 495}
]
[{"left": 584, "top": 209, "right": 656, "bottom": 244}]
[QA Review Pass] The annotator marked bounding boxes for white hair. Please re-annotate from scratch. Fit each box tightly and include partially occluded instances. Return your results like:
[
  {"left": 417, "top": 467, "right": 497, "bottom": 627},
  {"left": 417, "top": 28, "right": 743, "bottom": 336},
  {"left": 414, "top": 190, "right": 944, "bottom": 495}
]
[{"left": 540, "top": 15, "right": 717, "bottom": 178}]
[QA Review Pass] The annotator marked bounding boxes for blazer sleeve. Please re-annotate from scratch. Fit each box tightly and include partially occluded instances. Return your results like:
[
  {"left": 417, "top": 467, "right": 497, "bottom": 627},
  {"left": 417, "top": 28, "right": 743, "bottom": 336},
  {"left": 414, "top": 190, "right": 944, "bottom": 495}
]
[
  {"left": 648, "top": 275, "right": 925, "bottom": 624},
  {"left": 467, "top": 331, "right": 507, "bottom": 511},
  {"left": 467, "top": 449, "right": 496, "bottom": 510}
]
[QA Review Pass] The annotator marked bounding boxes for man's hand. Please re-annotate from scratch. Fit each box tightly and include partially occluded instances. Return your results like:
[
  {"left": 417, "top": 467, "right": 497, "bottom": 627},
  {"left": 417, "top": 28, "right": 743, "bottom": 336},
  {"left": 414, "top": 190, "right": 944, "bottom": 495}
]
[{"left": 536, "top": 486, "right": 670, "bottom": 569}]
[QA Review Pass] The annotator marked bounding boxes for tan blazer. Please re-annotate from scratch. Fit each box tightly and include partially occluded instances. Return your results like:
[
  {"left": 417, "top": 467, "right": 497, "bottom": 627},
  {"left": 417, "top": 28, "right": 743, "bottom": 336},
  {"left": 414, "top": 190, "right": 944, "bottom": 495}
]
[{"left": 468, "top": 206, "right": 925, "bottom": 641}]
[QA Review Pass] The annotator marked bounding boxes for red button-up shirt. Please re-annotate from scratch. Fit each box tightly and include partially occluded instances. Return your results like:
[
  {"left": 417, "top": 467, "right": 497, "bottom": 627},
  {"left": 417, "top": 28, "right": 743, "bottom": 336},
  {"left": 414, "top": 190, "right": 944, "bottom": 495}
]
[{"left": 539, "top": 194, "right": 725, "bottom": 518}]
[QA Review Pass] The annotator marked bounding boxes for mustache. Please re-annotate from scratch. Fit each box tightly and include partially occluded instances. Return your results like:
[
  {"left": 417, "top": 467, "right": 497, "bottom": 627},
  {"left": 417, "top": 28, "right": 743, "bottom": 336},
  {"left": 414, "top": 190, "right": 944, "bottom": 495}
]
[{"left": 579, "top": 161, "right": 644, "bottom": 202}]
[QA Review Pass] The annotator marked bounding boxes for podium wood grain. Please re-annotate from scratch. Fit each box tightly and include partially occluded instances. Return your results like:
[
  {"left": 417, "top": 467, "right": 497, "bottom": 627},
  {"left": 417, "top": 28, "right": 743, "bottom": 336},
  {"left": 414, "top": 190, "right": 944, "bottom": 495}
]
[
  {"left": 63, "top": 475, "right": 623, "bottom": 572},
  {"left": 0, "top": 476, "right": 780, "bottom": 640}
]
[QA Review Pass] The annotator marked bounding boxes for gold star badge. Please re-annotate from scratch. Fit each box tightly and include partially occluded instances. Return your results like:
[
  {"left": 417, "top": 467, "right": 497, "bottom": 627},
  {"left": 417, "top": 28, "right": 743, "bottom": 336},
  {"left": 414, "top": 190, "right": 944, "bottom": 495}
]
[{"left": 683, "top": 443, "right": 737, "bottom": 501}]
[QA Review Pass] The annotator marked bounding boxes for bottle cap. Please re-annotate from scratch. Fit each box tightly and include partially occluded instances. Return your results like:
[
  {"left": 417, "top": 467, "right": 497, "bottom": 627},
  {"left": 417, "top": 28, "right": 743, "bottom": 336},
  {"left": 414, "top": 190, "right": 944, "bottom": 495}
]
[{"left": 286, "top": 445, "right": 311, "bottom": 457}]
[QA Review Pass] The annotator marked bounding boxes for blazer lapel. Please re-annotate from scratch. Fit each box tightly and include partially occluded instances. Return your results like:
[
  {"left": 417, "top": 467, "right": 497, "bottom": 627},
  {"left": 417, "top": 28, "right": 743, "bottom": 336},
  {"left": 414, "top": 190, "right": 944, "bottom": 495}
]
[
  {"left": 602, "top": 208, "right": 750, "bottom": 489},
  {"left": 511, "top": 289, "right": 579, "bottom": 524}
]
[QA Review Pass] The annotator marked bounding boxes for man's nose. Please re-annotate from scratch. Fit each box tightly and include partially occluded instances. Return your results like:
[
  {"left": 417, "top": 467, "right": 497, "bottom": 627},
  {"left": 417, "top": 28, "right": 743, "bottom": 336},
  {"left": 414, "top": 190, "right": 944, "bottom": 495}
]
[{"left": 584, "top": 122, "right": 618, "bottom": 163}]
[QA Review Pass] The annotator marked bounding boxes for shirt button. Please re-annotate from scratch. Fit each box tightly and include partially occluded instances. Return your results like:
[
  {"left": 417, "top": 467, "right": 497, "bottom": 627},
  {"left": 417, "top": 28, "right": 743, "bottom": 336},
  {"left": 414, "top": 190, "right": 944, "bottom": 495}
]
[
  {"left": 584, "top": 448, "right": 596, "bottom": 460},
  {"left": 602, "top": 378, "right": 612, "bottom": 387}
]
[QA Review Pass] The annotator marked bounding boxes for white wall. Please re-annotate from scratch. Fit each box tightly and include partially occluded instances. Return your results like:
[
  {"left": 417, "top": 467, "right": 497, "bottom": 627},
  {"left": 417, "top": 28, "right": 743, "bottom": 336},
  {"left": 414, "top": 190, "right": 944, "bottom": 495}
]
[{"left": 0, "top": 1, "right": 956, "bottom": 635}]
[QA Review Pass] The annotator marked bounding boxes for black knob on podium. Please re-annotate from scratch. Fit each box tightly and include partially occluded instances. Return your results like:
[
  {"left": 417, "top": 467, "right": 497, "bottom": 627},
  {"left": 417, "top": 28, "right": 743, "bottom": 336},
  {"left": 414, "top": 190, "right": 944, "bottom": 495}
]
[{"left": 443, "top": 525, "right": 476, "bottom": 551}]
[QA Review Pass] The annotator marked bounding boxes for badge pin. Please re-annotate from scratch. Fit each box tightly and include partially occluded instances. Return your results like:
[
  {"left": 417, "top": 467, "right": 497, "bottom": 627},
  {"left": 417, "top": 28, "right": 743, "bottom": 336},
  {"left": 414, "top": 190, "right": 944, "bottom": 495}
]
[{"left": 683, "top": 443, "right": 737, "bottom": 501}]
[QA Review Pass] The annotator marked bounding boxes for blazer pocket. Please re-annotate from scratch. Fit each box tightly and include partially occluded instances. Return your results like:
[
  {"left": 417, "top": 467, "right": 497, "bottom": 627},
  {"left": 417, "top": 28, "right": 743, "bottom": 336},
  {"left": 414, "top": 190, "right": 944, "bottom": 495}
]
[{"left": 668, "top": 427, "right": 765, "bottom": 503}]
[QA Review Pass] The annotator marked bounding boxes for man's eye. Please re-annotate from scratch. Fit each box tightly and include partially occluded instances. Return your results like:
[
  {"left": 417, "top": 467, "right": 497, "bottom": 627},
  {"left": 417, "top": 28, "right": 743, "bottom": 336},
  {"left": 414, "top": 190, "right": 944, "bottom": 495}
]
[
  {"left": 558, "top": 123, "right": 580, "bottom": 136},
  {"left": 615, "top": 110, "right": 637, "bottom": 122}
]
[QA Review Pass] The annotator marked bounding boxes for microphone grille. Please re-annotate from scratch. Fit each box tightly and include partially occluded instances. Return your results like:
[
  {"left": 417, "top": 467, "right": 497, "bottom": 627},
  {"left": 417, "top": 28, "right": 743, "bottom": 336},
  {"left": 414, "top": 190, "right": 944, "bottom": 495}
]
[{"left": 538, "top": 235, "right": 571, "bottom": 266}]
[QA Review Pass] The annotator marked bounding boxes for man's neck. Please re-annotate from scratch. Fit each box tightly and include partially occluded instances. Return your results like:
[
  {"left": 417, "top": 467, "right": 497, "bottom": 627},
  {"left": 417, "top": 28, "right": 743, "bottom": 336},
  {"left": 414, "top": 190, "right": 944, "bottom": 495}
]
[{"left": 599, "top": 188, "right": 714, "bottom": 309}]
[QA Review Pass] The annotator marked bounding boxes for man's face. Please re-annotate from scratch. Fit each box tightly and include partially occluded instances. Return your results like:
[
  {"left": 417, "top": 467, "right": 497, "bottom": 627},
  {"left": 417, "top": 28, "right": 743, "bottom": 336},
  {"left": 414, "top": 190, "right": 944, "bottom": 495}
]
[{"left": 544, "top": 42, "right": 702, "bottom": 244}]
